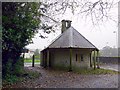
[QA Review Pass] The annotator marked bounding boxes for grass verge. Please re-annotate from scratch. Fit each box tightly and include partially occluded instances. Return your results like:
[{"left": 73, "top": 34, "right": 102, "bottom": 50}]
[
  {"left": 24, "top": 59, "right": 40, "bottom": 63},
  {"left": 73, "top": 68, "right": 120, "bottom": 75},
  {"left": 51, "top": 65, "right": 119, "bottom": 75}
]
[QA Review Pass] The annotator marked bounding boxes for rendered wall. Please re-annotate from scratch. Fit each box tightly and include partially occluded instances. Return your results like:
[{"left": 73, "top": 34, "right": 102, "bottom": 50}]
[{"left": 49, "top": 48, "right": 91, "bottom": 70}]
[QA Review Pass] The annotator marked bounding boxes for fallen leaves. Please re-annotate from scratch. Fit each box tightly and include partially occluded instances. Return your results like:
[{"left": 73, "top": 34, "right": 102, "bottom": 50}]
[{"left": 3, "top": 66, "right": 118, "bottom": 88}]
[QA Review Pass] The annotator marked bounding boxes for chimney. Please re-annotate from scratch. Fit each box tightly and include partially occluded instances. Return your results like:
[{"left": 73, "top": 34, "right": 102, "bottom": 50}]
[{"left": 61, "top": 20, "right": 72, "bottom": 33}]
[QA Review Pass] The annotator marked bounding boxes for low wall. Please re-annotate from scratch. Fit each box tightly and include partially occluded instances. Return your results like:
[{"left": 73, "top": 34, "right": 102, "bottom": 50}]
[{"left": 98, "top": 57, "right": 120, "bottom": 64}]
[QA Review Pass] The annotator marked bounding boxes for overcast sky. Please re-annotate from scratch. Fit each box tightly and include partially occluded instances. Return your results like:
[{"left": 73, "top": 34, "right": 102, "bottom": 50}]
[{"left": 26, "top": 1, "right": 118, "bottom": 50}]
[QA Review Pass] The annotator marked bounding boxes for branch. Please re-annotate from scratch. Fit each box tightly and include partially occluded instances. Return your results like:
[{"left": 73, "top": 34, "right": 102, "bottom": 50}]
[{"left": 40, "top": 13, "right": 59, "bottom": 23}]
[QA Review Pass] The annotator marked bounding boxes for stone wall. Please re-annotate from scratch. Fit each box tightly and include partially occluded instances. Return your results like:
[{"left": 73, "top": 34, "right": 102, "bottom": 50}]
[{"left": 98, "top": 57, "right": 119, "bottom": 64}]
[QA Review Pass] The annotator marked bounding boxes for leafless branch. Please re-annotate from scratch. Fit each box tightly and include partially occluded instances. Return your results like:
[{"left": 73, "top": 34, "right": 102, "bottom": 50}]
[
  {"left": 40, "top": 13, "right": 59, "bottom": 23},
  {"left": 40, "top": 0, "right": 118, "bottom": 33}
]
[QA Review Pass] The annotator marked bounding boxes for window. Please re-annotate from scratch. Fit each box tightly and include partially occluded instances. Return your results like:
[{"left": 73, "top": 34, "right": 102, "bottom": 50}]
[
  {"left": 81, "top": 54, "right": 84, "bottom": 61},
  {"left": 76, "top": 54, "right": 77, "bottom": 61},
  {"left": 76, "top": 54, "right": 84, "bottom": 62}
]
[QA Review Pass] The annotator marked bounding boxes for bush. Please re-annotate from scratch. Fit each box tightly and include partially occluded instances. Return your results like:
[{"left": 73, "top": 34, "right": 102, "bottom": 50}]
[
  {"left": 13, "top": 57, "right": 24, "bottom": 76},
  {"left": 3, "top": 57, "right": 24, "bottom": 79},
  {"left": 4, "top": 74, "right": 20, "bottom": 85},
  {"left": 2, "top": 59, "right": 13, "bottom": 78},
  {"left": 3, "top": 68, "right": 40, "bottom": 86}
]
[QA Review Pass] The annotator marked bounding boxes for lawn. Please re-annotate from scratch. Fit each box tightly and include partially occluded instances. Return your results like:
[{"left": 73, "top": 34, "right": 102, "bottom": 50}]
[{"left": 24, "top": 59, "right": 40, "bottom": 63}]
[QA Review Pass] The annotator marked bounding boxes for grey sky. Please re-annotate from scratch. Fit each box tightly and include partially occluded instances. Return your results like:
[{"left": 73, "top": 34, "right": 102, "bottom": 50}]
[{"left": 26, "top": 1, "right": 118, "bottom": 50}]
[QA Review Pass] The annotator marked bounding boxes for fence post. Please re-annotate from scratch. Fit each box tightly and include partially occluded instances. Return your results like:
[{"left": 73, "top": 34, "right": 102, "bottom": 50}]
[
  {"left": 32, "top": 55, "right": 35, "bottom": 67},
  {"left": 23, "top": 53, "right": 25, "bottom": 58}
]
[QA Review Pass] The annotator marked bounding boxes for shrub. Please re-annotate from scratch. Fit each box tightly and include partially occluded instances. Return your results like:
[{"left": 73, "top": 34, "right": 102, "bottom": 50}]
[
  {"left": 13, "top": 57, "right": 24, "bottom": 76},
  {"left": 3, "top": 57, "right": 24, "bottom": 79},
  {"left": 2, "top": 59, "right": 13, "bottom": 78}
]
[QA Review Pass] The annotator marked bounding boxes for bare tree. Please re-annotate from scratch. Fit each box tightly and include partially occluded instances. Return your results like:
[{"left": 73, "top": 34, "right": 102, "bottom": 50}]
[{"left": 39, "top": 0, "right": 118, "bottom": 37}]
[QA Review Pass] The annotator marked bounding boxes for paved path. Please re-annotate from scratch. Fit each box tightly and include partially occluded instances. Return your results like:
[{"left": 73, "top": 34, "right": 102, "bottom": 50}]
[
  {"left": 24, "top": 63, "right": 40, "bottom": 67},
  {"left": 4, "top": 66, "right": 119, "bottom": 88}
]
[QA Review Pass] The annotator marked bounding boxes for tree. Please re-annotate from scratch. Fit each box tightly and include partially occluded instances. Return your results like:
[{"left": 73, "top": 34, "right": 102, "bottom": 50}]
[
  {"left": 2, "top": 2, "right": 41, "bottom": 77},
  {"left": 34, "top": 49, "right": 40, "bottom": 56},
  {"left": 39, "top": 0, "right": 118, "bottom": 33},
  {"left": 100, "top": 46, "right": 118, "bottom": 57}
]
